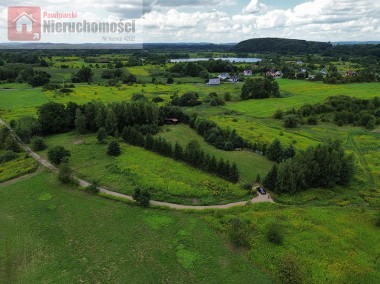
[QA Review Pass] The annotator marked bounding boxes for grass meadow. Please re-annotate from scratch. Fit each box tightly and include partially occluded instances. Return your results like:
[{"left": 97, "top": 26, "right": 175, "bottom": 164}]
[
  {"left": 158, "top": 124, "right": 273, "bottom": 184},
  {"left": 206, "top": 203, "right": 380, "bottom": 283},
  {"left": 38, "top": 132, "right": 250, "bottom": 205},
  {"left": 0, "top": 171, "right": 272, "bottom": 283}
]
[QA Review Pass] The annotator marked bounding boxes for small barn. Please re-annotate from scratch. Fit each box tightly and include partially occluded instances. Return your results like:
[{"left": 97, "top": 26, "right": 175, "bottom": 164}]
[{"left": 208, "top": 78, "right": 221, "bottom": 85}]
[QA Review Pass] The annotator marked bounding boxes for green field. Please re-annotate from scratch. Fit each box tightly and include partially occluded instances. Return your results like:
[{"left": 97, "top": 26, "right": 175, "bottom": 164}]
[
  {"left": 207, "top": 204, "right": 380, "bottom": 283},
  {"left": 158, "top": 124, "right": 273, "bottom": 184},
  {"left": 0, "top": 87, "right": 49, "bottom": 121},
  {"left": 0, "top": 172, "right": 272, "bottom": 283},
  {"left": 0, "top": 81, "right": 242, "bottom": 122},
  {"left": 39, "top": 132, "right": 249, "bottom": 205},
  {"left": 224, "top": 79, "right": 380, "bottom": 118}
]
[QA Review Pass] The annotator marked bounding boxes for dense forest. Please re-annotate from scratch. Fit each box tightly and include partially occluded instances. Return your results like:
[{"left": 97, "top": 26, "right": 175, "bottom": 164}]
[
  {"left": 232, "top": 38, "right": 332, "bottom": 54},
  {"left": 232, "top": 37, "right": 380, "bottom": 57}
]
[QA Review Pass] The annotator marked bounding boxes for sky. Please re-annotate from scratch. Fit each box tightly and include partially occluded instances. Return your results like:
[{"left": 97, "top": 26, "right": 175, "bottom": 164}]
[{"left": 1, "top": 0, "right": 380, "bottom": 44}]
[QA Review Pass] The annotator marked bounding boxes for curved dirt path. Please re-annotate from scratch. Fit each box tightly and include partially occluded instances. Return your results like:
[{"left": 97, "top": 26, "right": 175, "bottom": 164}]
[{"left": 0, "top": 118, "right": 274, "bottom": 210}]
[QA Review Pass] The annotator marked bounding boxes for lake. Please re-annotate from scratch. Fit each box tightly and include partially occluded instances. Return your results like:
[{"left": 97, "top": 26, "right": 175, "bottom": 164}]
[{"left": 170, "top": 57, "right": 262, "bottom": 63}]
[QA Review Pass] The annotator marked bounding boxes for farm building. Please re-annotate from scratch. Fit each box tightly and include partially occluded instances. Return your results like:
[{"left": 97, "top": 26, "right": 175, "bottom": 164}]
[
  {"left": 208, "top": 78, "right": 221, "bottom": 85},
  {"left": 217, "top": 73, "right": 230, "bottom": 80}
]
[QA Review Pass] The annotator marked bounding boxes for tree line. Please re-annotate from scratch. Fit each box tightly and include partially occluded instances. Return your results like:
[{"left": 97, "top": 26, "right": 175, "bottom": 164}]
[
  {"left": 12, "top": 100, "right": 160, "bottom": 143},
  {"left": 0, "top": 64, "right": 50, "bottom": 87},
  {"left": 189, "top": 116, "right": 245, "bottom": 151},
  {"left": 263, "top": 140, "right": 355, "bottom": 194},
  {"left": 121, "top": 126, "right": 239, "bottom": 183},
  {"left": 168, "top": 59, "right": 237, "bottom": 79},
  {"left": 275, "top": 95, "right": 380, "bottom": 130}
]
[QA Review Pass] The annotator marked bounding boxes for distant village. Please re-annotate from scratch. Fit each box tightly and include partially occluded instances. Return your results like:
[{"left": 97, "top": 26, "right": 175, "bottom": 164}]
[{"left": 208, "top": 60, "right": 359, "bottom": 85}]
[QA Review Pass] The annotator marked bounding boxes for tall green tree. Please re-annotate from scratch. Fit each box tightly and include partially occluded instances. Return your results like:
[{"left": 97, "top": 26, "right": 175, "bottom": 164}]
[
  {"left": 74, "top": 108, "right": 87, "bottom": 134},
  {"left": 107, "top": 140, "right": 121, "bottom": 157},
  {"left": 263, "top": 164, "right": 278, "bottom": 191},
  {"left": 266, "top": 139, "right": 284, "bottom": 162},
  {"left": 97, "top": 127, "right": 107, "bottom": 144}
]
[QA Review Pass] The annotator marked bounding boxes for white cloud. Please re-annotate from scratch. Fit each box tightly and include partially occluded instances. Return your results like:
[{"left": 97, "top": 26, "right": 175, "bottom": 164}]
[
  {"left": 1, "top": 0, "right": 380, "bottom": 43},
  {"left": 243, "top": 0, "right": 268, "bottom": 14}
]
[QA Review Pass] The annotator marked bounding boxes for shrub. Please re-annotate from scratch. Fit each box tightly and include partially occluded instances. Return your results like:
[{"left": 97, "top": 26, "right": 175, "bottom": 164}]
[
  {"left": 307, "top": 115, "right": 318, "bottom": 125},
  {"left": 107, "top": 140, "right": 121, "bottom": 157},
  {"left": 86, "top": 180, "right": 100, "bottom": 194},
  {"left": 58, "top": 162, "right": 76, "bottom": 185},
  {"left": 284, "top": 115, "right": 299, "bottom": 128},
  {"left": 48, "top": 146, "right": 71, "bottom": 165},
  {"left": 278, "top": 254, "right": 305, "bottom": 284},
  {"left": 224, "top": 92, "right": 232, "bottom": 101},
  {"left": 152, "top": 97, "right": 164, "bottom": 103},
  {"left": 97, "top": 127, "right": 107, "bottom": 144},
  {"left": 9, "top": 120, "right": 17, "bottom": 128},
  {"left": 266, "top": 223, "right": 283, "bottom": 245},
  {"left": 243, "top": 184, "right": 252, "bottom": 191},
  {"left": 4, "top": 136, "right": 21, "bottom": 153},
  {"left": 133, "top": 188, "right": 151, "bottom": 207},
  {"left": 273, "top": 109, "right": 284, "bottom": 119},
  {"left": 31, "top": 136, "right": 47, "bottom": 151},
  {"left": 228, "top": 218, "right": 251, "bottom": 248},
  {"left": 0, "top": 150, "right": 18, "bottom": 163}
]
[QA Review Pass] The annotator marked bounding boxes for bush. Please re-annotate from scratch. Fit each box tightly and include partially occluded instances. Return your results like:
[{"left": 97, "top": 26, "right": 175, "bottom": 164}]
[
  {"left": 133, "top": 187, "right": 151, "bottom": 207},
  {"left": 273, "top": 109, "right": 284, "bottom": 119},
  {"left": 0, "top": 150, "right": 18, "bottom": 163},
  {"left": 4, "top": 136, "right": 21, "bottom": 153},
  {"left": 86, "top": 180, "right": 100, "bottom": 194},
  {"left": 97, "top": 127, "right": 107, "bottom": 144},
  {"left": 266, "top": 223, "right": 283, "bottom": 245},
  {"left": 107, "top": 140, "right": 121, "bottom": 157},
  {"left": 284, "top": 115, "right": 299, "bottom": 128},
  {"left": 243, "top": 184, "right": 252, "bottom": 191},
  {"left": 228, "top": 218, "right": 251, "bottom": 248},
  {"left": 152, "top": 97, "right": 164, "bottom": 103},
  {"left": 58, "top": 162, "right": 76, "bottom": 185},
  {"left": 31, "top": 136, "right": 47, "bottom": 151},
  {"left": 278, "top": 254, "right": 305, "bottom": 284},
  {"left": 307, "top": 115, "right": 318, "bottom": 125},
  {"left": 48, "top": 146, "right": 71, "bottom": 165}
]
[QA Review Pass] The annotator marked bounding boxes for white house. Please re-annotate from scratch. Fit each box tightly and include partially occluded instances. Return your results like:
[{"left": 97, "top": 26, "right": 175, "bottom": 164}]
[
  {"left": 243, "top": 70, "right": 252, "bottom": 76},
  {"left": 217, "top": 73, "right": 230, "bottom": 80},
  {"left": 320, "top": 69, "right": 327, "bottom": 75},
  {"left": 13, "top": 12, "right": 36, "bottom": 32}
]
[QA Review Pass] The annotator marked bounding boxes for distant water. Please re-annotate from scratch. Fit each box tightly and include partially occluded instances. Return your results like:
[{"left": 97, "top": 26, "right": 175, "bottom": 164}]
[{"left": 170, "top": 57, "right": 262, "bottom": 63}]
